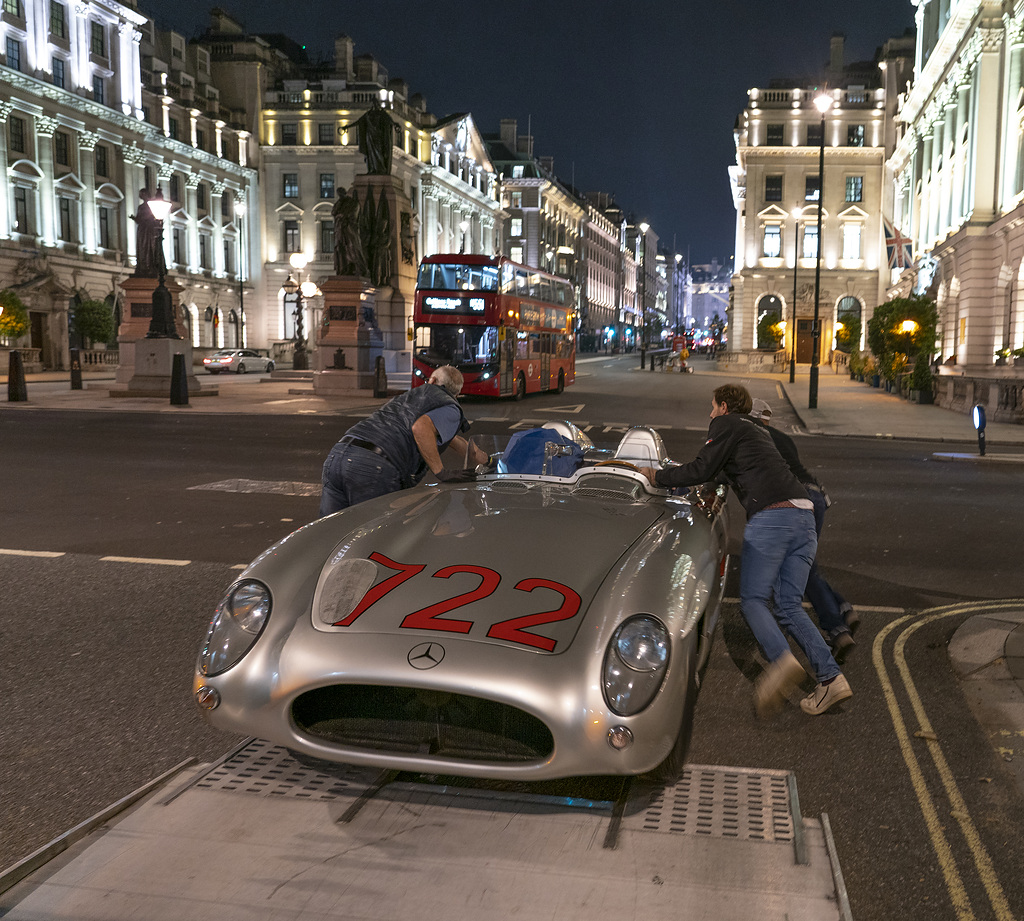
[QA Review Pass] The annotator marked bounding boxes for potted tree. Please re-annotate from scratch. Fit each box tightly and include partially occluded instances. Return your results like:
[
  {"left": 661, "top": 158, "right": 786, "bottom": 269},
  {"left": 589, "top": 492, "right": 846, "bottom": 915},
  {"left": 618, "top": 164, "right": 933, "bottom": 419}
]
[
  {"left": 907, "top": 357, "right": 934, "bottom": 403},
  {"left": 995, "top": 347, "right": 1011, "bottom": 366}
]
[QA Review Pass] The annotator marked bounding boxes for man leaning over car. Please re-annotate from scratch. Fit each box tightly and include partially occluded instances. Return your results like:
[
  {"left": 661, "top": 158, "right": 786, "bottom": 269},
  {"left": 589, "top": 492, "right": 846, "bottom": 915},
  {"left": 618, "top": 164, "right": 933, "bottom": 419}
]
[
  {"left": 638, "top": 383, "right": 852, "bottom": 718},
  {"left": 319, "top": 365, "right": 488, "bottom": 517}
]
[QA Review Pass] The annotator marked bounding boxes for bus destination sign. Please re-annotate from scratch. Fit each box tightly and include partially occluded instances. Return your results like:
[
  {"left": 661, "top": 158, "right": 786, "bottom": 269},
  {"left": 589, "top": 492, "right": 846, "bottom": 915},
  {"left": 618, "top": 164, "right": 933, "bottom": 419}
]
[{"left": 423, "top": 295, "right": 486, "bottom": 316}]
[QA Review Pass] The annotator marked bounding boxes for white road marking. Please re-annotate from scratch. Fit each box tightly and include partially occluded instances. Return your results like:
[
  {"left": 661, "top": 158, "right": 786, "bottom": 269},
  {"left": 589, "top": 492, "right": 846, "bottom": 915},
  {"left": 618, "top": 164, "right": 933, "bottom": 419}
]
[
  {"left": 0, "top": 548, "right": 66, "bottom": 558},
  {"left": 100, "top": 556, "right": 191, "bottom": 566}
]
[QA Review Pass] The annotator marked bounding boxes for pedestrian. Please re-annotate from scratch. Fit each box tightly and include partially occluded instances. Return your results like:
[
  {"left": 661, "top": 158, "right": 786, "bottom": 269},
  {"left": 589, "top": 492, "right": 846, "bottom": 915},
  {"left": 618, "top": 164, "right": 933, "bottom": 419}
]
[
  {"left": 748, "top": 399, "right": 859, "bottom": 661},
  {"left": 638, "top": 383, "right": 852, "bottom": 717},
  {"left": 318, "top": 365, "right": 488, "bottom": 517}
]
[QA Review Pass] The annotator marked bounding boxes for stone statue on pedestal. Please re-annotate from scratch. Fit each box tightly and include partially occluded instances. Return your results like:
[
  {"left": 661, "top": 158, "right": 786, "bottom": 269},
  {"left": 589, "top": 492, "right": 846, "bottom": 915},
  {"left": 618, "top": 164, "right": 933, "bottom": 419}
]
[
  {"left": 131, "top": 190, "right": 167, "bottom": 278},
  {"left": 332, "top": 188, "right": 367, "bottom": 277}
]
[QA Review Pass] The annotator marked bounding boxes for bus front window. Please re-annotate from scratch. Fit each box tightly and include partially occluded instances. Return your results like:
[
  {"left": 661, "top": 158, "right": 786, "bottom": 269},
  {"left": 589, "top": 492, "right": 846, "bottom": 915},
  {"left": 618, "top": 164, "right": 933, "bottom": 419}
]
[{"left": 417, "top": 325, "right": 498, "bottom": 367}]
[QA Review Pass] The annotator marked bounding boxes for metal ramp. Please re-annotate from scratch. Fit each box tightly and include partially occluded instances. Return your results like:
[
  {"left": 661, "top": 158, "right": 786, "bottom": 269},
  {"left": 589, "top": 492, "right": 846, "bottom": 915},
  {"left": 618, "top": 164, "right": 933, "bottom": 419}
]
[{"left": 1, "top": 739, "right": 849, "bottom": 920}]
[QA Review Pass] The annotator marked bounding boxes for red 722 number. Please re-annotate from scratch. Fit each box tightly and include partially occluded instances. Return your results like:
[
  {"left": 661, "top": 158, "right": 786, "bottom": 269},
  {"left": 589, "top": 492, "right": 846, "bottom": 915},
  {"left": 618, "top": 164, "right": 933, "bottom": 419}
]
[{"left": 332, "top": 552, "right": 581, "bottom": 652}]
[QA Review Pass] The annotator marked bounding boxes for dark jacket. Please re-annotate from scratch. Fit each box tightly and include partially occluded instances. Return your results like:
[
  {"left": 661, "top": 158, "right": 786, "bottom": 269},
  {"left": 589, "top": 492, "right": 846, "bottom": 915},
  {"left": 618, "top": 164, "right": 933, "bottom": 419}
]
[
  {"left": 761, "top": 424, "right": 819, "bottom": 487},
  {"left": 654, "top": 412, "right": 808, "bottom": 519},
  {"left": 345, "top": 384, "right": 468, "bottom": 486}
]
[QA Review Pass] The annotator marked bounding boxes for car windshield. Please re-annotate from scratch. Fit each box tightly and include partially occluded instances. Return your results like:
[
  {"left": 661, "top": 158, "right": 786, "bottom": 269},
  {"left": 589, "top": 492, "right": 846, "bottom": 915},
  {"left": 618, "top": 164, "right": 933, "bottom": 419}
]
[{"left": 417, "top": 325, "right": 498, "bottom": 366}]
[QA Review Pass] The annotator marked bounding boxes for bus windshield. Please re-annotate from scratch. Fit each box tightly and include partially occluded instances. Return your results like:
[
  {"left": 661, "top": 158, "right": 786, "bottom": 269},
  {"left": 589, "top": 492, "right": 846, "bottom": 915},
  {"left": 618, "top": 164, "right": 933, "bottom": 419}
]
[
  {"left": 417, "top": 262, "right": 500, "bottom": 292},
  {"left": 416, "top": 325, "right": 499, "bottom": 366}
]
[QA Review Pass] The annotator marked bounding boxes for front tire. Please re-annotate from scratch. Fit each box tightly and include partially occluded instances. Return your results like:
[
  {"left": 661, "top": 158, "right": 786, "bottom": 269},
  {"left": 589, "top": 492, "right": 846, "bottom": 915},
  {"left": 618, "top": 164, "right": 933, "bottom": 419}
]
[
  {"left": 556, "top": 370, "right": 565, "bottom": 394},
  {"left": 514, "top": 373, "right": 526, "bottom": 401},
  {"left": 266, "top": 361, "right": 275, "bottom": 372},
  {"left": 236, "top": 363, "right": 246, "bottom": 374},
  {"left": 644, "top": 649, "right": 699, "bottom": 785}
]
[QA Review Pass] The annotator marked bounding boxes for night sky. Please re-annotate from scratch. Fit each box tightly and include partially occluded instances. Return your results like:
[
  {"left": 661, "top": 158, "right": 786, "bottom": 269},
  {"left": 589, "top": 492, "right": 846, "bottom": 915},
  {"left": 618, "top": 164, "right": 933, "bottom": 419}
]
[{"left": 141, "top": 0, "right": 918, "bottom": 267}]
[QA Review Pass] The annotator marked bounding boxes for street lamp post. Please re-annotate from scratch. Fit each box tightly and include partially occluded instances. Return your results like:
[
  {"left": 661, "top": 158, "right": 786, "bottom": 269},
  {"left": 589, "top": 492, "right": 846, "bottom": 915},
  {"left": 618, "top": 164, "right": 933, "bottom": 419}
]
[
  {"left": 638, "top": 222, "right": 649, "bottom": 370},
  {"left": 809, "top": 92, "right": 832, "bottom": 409},
  {"left": 790, "top": 208, "right": 800, "bottom": 383},
  {"left": 144, "top": 189, "right": 179, "bottom": 339}
]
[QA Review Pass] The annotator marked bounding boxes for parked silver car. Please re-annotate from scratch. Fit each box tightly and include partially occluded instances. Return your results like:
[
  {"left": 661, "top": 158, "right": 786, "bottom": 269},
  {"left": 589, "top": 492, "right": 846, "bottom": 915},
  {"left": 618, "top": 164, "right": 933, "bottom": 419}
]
[
  {"left": 193, "top": 424, "right": 732, "bottom": 782},
  {"left": 202, "top": 349, "right": 274, "bottom": 374}
]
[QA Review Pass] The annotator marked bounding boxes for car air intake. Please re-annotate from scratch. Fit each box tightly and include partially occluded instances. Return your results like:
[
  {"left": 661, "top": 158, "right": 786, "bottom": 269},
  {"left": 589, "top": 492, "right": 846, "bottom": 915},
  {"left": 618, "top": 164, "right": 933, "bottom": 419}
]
[{"left": 291, "top": 685, "right": 554, "bottom": 763}]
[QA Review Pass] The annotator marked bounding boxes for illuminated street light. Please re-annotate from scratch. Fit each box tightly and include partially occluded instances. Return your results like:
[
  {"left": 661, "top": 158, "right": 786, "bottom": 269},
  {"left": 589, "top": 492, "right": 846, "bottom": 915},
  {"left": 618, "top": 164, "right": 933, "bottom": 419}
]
[
  {"left": 639, "top": 222, "right": 649, "bottom": 370},
  {"left": 809, "top": 92, "right": 833, "bottom": 409},
  {"left": 284, "top": 252, "right": 310, "bottom": 370},
  {"left": 901, "top": 319, "right": 918, "bottom": 334},
  {"left": 234, "top": 199, "right": 246, "bottom": 348}
]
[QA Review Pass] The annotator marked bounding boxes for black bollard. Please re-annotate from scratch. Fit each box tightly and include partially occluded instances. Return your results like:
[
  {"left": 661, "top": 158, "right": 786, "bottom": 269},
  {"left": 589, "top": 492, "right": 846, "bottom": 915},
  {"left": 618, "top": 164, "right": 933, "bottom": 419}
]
[
  {"left": 373, "top": 355, "right": 388, "bottom": 398},
  {"left": 170, "top": 352, "right": 189, "bottom": 406},
  {"left": 7, "top": 349, "right": 28, "bottom": 402},
  {"left": 70, "top": 348, "right": 83, "bottom": 390}
]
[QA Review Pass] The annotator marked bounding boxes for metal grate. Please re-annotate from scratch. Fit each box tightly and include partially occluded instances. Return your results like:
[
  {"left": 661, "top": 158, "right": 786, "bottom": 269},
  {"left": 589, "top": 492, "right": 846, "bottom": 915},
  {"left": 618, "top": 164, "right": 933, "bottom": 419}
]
[
  {"left": 633, "top": 764, "right": 796, "bottom": 841},
  {"left": 195, "top": 739, "right": 379, "bottom": 800}
]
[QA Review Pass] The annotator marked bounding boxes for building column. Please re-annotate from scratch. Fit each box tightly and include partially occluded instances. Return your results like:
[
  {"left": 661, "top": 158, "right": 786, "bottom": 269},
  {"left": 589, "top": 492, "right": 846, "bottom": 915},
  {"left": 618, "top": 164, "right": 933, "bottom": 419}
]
[
  {"left": 1001, "top": 28, "right": 1024, "bottom": 205},
  {"left": 0, "top": 103, "right": 13, "bottom": 239},
  {"left": 970, "top": 27, "right": 1003, "bottom": 221},
  {"left": 919, "top": 125, "right": 934, "bottom": 247},
  {"left": 211, "top": 181, "right": 225, "bottom": 276},
  {"left": 35, "top": 115, "right": 58, "bottom": 246},
  {"left": 78, "top": 130, "right": 99, "bottom": 254},
  {"left": 185, "top": 174, "right": 200, "bottom": 273}
]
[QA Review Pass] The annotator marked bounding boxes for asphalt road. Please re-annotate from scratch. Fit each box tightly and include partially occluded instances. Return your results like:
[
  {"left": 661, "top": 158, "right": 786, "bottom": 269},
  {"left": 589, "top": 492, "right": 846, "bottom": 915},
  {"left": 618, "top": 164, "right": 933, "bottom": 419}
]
[{"left": 2, "top": 362, "right": 1023, "bottom": 920}]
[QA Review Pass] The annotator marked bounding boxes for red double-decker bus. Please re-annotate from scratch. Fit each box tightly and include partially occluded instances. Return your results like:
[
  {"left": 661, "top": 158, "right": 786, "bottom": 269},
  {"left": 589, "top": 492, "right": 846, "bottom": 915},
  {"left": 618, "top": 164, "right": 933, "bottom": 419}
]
[{"left": 412, "top": 254, "right": 576, "bottom": 399}]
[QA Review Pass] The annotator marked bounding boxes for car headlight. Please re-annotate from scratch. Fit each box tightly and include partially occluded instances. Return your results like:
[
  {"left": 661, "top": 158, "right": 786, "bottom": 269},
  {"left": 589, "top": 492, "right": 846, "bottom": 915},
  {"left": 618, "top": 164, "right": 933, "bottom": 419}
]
[
  {"left": 603, "top": 615, "right": 670, "bottom": 716},
  {"left": 198, "top": 580, "right": 271, "bottom": 677}
]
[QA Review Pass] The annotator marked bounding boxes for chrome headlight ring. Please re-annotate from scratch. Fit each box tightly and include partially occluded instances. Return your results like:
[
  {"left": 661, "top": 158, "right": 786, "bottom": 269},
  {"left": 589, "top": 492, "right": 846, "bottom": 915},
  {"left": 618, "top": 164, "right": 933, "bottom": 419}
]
[
  {"left": 602, "top": 614, "right": 670, "bottom": 716},
  {"left": 198, "top": 580, "right": 272, "bottom": 677}
]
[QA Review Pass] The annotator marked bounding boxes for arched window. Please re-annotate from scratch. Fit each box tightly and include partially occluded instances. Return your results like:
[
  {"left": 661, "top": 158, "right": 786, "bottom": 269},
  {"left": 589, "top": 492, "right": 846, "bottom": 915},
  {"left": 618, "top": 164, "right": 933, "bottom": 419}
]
[{"left": 835, "top": 296, "right": 862, "bottom": 352}]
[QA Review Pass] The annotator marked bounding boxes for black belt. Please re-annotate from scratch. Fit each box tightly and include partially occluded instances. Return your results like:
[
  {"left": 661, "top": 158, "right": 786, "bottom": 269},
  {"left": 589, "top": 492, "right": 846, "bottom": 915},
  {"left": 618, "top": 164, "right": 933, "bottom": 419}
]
[{"left": 340, "top": 435, "right": 392, "bottom": 463}]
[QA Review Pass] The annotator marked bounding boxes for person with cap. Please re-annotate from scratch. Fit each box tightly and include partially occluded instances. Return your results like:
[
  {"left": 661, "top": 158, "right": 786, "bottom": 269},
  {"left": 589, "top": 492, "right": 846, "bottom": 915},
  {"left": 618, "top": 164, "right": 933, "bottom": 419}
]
[
  {"left": 638, "top": 383, "right": 852, "bottom": 717},
  {"left": 318, "top": 365, "right": 489, "bottom": 517},
  {"left": 748, "top": 398, "right": 859, "bottom": 662}
]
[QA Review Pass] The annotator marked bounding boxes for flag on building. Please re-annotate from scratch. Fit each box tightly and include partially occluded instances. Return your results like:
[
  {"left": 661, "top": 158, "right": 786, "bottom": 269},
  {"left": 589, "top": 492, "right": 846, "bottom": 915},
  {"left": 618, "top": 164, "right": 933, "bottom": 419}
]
[{"left": 883, "top": 216, "right": 914, "bottom": 270}]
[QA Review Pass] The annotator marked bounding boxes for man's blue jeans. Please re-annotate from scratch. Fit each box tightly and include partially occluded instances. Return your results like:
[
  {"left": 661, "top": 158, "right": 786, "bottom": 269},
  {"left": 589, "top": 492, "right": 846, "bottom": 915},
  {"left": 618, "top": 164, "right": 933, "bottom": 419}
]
[
  {"left": 319, "top": 445, "right": 402, "bottom": 517},
  {"left": 740, "top": 506, "right": 840, "bottom": 683}
]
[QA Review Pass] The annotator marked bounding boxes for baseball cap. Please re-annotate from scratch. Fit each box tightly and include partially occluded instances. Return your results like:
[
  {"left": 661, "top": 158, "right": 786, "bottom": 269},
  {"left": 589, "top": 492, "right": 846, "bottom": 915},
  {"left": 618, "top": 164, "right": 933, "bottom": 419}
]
[{"left": 750, "top": 398, "right": 773, "bottom": 422}]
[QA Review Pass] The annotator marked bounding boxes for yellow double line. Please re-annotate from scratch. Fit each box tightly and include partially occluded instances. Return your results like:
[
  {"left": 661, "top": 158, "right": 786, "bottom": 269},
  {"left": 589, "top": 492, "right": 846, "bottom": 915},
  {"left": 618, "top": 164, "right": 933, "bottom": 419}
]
[{"left": 874, "top": 601, "right": 1022, "bottom": 921}]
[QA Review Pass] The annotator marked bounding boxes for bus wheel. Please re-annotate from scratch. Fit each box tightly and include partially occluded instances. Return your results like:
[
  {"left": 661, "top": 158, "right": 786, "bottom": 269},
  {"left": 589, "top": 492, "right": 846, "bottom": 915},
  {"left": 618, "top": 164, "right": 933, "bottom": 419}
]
[
  {"left": 556, "top": 370, "right": 565, "bottom": 394},
  {"left": 514, "top": 373, "right": 526, "bottom": 401}
]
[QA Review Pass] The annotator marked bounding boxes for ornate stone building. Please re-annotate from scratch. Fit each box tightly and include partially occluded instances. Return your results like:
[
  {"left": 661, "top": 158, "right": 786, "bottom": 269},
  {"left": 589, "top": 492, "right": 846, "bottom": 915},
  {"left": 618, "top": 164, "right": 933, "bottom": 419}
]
[
  {"left": 727, "top": 33, "right": 914, "bottom": 371},
  {"left": 0, "top": 0, "right": 255, "bottom": 370},
  {"left": 888, "top": 0, "right": 1024, "bottom": 420}
]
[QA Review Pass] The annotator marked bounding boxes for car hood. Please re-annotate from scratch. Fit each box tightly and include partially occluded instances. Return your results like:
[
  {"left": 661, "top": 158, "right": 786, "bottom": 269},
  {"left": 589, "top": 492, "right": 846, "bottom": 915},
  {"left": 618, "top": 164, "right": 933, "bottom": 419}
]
[{"left": 306, "top": 483, "right": 667, "bottom": 654}]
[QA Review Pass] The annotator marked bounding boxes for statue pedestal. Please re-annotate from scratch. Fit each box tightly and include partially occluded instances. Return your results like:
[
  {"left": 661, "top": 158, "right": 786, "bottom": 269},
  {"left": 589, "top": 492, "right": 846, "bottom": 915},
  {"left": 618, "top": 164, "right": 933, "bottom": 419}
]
[
  {"left": 111, "top": 275, "right": 209, "bottom": 397},
  {"left": 313, "top": 277, "right": 385, "bottom": 394}
]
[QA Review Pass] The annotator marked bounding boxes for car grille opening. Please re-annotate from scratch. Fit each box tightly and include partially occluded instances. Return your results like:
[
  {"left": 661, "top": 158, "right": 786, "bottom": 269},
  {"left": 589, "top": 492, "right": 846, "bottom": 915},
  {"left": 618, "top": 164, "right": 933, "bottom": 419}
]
[{"left": 292, "top": 685, "right": 554, "bottom": 763}]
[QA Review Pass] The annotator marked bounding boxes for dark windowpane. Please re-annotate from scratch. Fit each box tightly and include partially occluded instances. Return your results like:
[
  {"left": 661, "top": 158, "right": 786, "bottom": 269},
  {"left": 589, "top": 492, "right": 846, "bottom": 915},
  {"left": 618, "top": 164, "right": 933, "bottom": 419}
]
[{"left": 766, "top": 123, "right": 784, "bottom": 145}]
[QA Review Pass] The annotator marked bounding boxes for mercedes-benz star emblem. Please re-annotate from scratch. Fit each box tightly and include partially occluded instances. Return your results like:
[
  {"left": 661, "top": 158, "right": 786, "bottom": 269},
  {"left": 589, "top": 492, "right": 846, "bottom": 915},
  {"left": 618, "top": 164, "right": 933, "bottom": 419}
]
[{"left": 408, "top": 642, "right": 445, "bottom": 669}]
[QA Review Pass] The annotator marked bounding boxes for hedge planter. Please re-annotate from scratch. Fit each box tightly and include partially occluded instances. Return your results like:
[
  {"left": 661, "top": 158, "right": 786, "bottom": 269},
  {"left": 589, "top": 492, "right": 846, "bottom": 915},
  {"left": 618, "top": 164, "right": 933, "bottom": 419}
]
[
  {"left": 871, "top": 374, "right": 881, "bottom": 387},
  {"left": 909, "top": 389, "right": 934, "bottom": 404}
]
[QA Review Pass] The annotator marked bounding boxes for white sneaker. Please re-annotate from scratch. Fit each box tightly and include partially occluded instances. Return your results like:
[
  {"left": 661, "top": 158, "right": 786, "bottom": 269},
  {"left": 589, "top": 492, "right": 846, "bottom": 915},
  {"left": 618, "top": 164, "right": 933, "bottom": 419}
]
[
  {"left": 754, "top": 651, "right": 806, "bottom": 718},
  {"left": 801, "top": 674, "right": 853, "bottom": 715}
]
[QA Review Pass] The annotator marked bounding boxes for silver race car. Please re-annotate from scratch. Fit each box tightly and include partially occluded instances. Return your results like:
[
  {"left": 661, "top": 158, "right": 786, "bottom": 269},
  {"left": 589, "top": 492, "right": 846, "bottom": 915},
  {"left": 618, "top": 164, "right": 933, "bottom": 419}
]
[{"left": 193, "top": 424, "right": 732, "bottom": 782}]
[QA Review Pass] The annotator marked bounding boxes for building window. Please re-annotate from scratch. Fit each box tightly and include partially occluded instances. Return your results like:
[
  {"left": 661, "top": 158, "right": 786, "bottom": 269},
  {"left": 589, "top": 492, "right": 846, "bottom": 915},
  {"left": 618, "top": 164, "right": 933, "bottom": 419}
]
[
  {"left": 281, "top": 123, "right": 298, "bottom": 145},
  {"left": 98, "top": 205, "right": 112, "bottom": 248},
  {"left": 90, "top": 21, "right": 105, "bottom": 56},
  {"left": 58, "top": 197, "right": 73, "bottom": 241},
  {"left": 806, "top": 121, "right": 823, "bottom": 147},
  {"left": 49, "top": 0, "right": 65, "bottom": 36},
  {"left": 282, "top": 173, "right": 299, "bottom": 198},
  {"left": 762, "top": 224, "right": 781, "bottom": 258},
  {"left": 95, "top": 144, "right": 108, "bottom": 177},
  {"left": 764, "top": 175, "right": 783, "bottom": 202},
  {"left": 802, "top": 225, "right": 819, "bottom": 259},
  {"left": 199, "top": 233, "right": 210, "bottom": 268},
  {"left": 169, "top": 175, "right": 181, "bottom": 202},
  {"left": 172, "top": 227, "right": 184, "bottom": 264},
  {"left": 52, "top": 57, "right": 65, "bottom": 87},
  {"left": 195, "top": 127, "right": 205, "bottom": 151},
  {"left": 319, "top": 173, "right": 335, "bottom": 199},
  {"left": 54, "top": 131, "right": 70, "bottom": 167},
  {"left": 510, "top": 245, "right": 523, "bottom": 264},
  {"left": 92, "top": 75, "right": 104, "bottom": 104},
  {"left": 283, "top": 220, "right": 300, "bottom": 252},
  {"left": 6, "top": 37, "right": 22, "bottom": 71},
  {"left": 842, "top": 224, "right": 862, "bottom": 260},
  {"left": 168, "top": 117, "right": 179, "bottom": 140},
  {"left": 512, "top": 165, "right": 525, "bottom": 178},
  {"left": 845, "top": 176, "right": 863, "bottom": 202},
  {"left": 318, "top": 123, "right": 334, "bottom": 145},
  {"left": 13, "top": 186, "right": 31, "bottom": 234},
  {"left": 2, "top": 0, "right": 22, "bottom": 16},
  {"left": 510, "top": 218, "right": 523, "bottom": 236},
  {"left": 805, "top": 175, "right": 820, "bottom": 201},
  {"left": 196, "top": 182, "right": 207, "bottom": 210},
  {"left": 847, "top": 124, "right": 865, "bottom": 147},
  {"left": 9, "top": 115, "right": 26, "bottom": 153},
  {"left": 766, "top": 123, "right": 784, "bottom": 145},
  {"left": 224, "top": 240, "right": 233, "bottom": 274},
  {"left": 511, "top": 191, "right": 522, "bottom": 208},
  {"left": 320, "top": 219, "right": 334, "bottom": 255}
]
